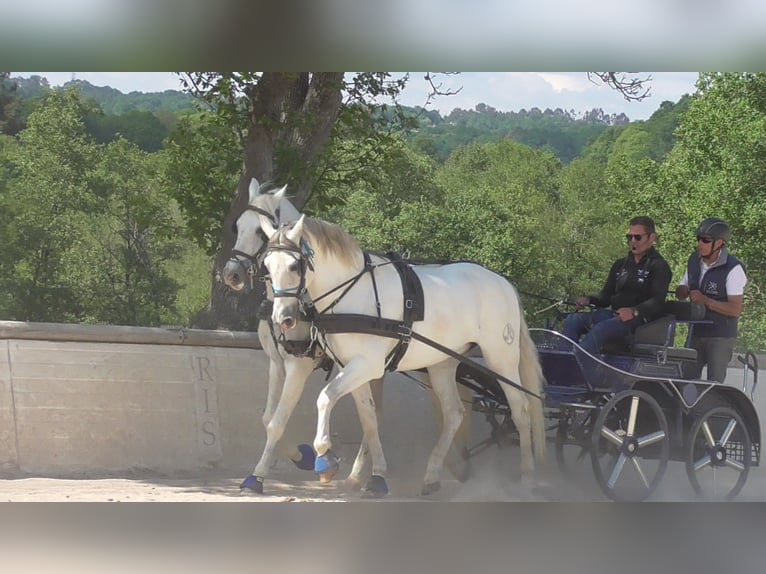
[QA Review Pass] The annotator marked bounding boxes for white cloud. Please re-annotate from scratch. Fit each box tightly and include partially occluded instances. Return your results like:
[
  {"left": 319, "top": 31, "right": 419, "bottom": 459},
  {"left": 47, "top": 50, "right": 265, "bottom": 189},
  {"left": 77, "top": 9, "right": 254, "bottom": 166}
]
[{"left": 537, "top": 73, "right": 594, "bottom": 93}]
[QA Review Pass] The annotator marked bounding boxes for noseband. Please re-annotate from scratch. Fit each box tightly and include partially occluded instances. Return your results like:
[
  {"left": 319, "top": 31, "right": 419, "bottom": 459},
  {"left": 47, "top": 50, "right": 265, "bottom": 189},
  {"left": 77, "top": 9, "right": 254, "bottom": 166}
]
[
  {"left": 227, "top": 205, "right": 281, "bottom": 287},
  {"left": 263, "top": 234, "right": 315, "bottom": 302}
]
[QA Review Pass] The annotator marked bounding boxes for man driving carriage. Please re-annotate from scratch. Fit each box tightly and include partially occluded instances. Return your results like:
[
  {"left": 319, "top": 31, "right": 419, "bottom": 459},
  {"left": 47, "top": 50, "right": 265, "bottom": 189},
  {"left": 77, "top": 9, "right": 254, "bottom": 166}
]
[{"left": 561, "top": 216, "right": 672, "bottom": 355}]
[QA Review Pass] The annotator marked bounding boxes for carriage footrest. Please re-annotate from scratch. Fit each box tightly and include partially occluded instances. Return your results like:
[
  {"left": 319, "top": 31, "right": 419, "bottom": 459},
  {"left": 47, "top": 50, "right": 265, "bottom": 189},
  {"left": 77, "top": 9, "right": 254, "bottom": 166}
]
[
  {"left": 546, "top": 384, "right": 589, "bottom": 405},
  {"left": 630, "top": 344, "right": 697, "bottom": 362}
]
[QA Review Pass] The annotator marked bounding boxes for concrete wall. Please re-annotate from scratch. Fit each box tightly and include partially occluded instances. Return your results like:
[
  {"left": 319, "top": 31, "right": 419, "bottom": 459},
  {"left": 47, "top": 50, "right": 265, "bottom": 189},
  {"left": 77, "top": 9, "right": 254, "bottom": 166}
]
[{"left": 0, "top": 321, "right": 443, "bottom": 478}]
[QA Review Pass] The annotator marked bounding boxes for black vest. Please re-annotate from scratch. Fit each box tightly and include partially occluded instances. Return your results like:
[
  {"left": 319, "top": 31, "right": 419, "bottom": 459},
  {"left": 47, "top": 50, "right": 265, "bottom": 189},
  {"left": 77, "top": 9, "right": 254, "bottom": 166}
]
[{"left": 687, "top": 249, "right": 744, "bottom": 338}]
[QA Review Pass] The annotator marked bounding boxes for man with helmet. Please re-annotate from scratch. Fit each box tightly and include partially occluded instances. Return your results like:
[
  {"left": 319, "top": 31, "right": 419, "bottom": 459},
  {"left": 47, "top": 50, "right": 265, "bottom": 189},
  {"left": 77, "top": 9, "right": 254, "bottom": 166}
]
[
  {"left": 675, "top": 217, "right": 747, "bottom": 383},
  {"left": 562, "top": 216, "right": 672, "bottom": 356}
]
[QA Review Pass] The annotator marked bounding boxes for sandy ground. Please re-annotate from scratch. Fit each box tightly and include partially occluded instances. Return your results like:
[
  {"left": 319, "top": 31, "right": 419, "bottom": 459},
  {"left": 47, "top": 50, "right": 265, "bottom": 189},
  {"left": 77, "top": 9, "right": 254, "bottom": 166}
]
[{"left": 0, "top": 365, "right": 762, "bottom": 502}]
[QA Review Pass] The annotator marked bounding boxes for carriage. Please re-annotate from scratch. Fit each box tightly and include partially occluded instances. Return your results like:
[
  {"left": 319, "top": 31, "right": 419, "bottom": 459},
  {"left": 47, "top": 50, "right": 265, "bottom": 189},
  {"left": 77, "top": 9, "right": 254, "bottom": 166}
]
[
  {"left": 226, "top": 179, "right": 760, "bottom": 502},
  {"left": 456, "top": 301, "right": 761, "bottom": 501}
]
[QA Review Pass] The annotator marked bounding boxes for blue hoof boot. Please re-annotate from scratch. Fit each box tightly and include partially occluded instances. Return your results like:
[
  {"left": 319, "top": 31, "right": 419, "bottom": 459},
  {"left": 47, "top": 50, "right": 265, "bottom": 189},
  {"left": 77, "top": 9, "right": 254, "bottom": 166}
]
[
  {"left": 292, "top": 443, "right": 316, "bottom": 471},
  {"left": 362, "top": 475, "right": 389, "bottom": 498},
  {"left": 240, "top": 475, "right": 264, "bottom": 494},
  {"left": 314, "top": 451, "right": 340, "bottom": 474}
]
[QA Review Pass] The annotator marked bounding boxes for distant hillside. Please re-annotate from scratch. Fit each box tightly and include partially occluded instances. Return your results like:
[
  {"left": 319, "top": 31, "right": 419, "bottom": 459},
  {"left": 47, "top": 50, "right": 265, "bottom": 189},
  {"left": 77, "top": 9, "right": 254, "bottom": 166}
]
[
  {"left": 11, "top": 75, "right": 196, "bottom": 115},
  {"left": 404, "top": 104, "right": 632, "bottom": 164}
]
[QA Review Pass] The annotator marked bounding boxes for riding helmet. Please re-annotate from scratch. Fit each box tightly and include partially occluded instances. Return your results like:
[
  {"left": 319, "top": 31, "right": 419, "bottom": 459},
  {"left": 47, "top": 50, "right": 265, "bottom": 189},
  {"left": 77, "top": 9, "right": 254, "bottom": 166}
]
[{"left": 696, "top": 217, "right": 731, "bottom": 241}]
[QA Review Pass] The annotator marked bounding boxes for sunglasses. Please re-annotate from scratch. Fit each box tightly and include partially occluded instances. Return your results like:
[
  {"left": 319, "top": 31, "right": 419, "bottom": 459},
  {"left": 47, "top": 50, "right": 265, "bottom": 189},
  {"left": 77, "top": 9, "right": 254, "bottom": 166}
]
[
  {"left": 626, "top": 234, "right": 646, "bottom": 242},
  {"left": 697, "top": 235, "right": 714, "bottom": 244}
]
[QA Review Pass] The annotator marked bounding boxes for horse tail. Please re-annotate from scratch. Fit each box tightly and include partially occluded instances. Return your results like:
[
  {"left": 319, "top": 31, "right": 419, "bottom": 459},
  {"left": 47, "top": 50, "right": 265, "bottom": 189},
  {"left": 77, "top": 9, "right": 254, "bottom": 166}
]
[{"left": 518, "top": 309, "right": 546, "bottom": 463}]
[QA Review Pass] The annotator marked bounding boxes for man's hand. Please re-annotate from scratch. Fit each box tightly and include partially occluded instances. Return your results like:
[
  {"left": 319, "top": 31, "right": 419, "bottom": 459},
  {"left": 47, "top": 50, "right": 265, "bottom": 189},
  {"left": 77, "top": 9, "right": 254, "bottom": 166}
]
[
  {"left": 689, "top": 290, "right": 708, "bottom": 306},
  {"left": 575, "top": 296, "right": 590, "bottom": 309},
  {"left": 616, "top": 307, "right": 636, "bottom": 322},
  {"left": 675, "top": 285, "right": 690, "bottom": 300}
]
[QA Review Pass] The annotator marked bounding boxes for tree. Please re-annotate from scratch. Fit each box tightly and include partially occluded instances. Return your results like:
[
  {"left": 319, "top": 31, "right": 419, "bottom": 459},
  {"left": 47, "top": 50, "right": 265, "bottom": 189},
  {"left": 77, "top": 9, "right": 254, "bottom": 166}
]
[
  {"left": 173, "top": 72, "right": 446, "bottom": 327},
  {"left": 171, "top": 71, "right": 653, "bottom": 328},
  {"left": 656, "top": 73, "right": 766, "bottom": 350},
  {"left": 0, "top": 72, "right": 23, "bottom": 135},
  {"left": 0, "top": 89, "right": 194, "bottom": 326}
]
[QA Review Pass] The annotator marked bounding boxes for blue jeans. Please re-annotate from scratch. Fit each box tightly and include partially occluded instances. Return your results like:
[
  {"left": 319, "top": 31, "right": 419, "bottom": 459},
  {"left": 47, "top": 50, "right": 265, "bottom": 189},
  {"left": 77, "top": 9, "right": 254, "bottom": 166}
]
[{"left": 562, "top": 309, "right": 637, "bottom": 355}]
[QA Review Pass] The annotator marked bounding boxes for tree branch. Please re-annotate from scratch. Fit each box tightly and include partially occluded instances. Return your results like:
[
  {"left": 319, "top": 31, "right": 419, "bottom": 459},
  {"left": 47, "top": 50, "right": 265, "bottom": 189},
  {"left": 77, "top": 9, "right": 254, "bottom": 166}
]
[{"left": 588, "top": 72, "right": 652, "bottom": 102}]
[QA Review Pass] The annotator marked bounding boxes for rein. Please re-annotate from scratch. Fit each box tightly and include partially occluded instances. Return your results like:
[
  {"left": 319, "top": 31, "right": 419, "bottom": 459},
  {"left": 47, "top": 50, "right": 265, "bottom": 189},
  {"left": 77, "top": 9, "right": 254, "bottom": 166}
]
[{"left": 264, "top": 230, "right": 541, "bottom": 400}]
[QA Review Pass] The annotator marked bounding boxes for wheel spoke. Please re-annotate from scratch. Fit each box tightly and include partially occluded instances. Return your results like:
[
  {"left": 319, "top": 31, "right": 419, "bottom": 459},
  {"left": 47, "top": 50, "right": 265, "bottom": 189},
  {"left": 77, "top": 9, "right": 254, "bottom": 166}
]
[
  {"left": 693, "top": 455, "right": 711, "bottom": 472},
  {"left": 637, "top": 430, "right": 666, "bottom": 448},
  {"left": 607, "top": 453, "right": 628, "bottom": 489},
  {"left": 725, "top": 458, "right": 746, "bottom": 472},
  {"left": 601, "top": 426, "right": 623, "bottom": 447},
  {"left": 701, "top": 421, "right": 715, "bottom": 447},
  {"left": 719, "top": 418, "right": 738, "bottom": 446},
  {"left": 626, "top": 395, "right": 639, "bottom": 437},
  {"left": 630, "top": 457, "right": 650, "bottom": 488}
]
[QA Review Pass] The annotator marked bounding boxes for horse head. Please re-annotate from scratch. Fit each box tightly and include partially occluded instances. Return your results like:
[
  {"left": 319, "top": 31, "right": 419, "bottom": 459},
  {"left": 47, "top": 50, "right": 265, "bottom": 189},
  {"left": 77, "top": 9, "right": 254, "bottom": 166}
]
[
  {"left": 260, "top": 215, "right": 314, "bottom": 332},
  {"left": 222, "top": 178, "right": 295, "bottom": 292}
]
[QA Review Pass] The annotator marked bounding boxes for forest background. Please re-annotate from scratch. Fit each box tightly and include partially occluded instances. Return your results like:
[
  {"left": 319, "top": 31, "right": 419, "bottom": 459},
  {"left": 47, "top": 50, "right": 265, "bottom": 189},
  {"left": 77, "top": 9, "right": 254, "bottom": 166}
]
[{"left": 1, "top": 72, "right": 764, "bottom": 351}]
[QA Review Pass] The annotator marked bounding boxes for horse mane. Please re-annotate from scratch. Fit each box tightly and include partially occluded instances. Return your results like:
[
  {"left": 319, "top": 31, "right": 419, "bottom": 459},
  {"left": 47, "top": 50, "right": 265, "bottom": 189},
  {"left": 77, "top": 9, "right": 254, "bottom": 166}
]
[{"left": 302, "top": 217, "right": 363, "bottom": 267}]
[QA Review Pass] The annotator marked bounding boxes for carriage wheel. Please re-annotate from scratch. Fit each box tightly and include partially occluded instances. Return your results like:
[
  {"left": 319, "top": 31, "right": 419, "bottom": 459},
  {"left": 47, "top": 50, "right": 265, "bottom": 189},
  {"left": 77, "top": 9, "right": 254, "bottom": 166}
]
[
  {"left": 591, "top": 389, "right": 669, "bottom": 502},
  {"left": 555, "top": 409, "right": 595, "bottom": 478},
  {"left": 686, "top": 406, "right": 752, "bottom": 500}
]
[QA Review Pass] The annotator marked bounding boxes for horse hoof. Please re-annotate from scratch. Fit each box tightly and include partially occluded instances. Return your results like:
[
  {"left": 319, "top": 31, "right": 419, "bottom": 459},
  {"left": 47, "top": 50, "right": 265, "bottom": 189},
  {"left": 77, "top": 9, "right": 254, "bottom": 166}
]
[
  {"left": 315, "top": 451, "right": 340, "bottom": 483},
  {"left": 421, "top": 481, "right": 441, "bottom": 496},
  {"left": 291, "top": 443, "right": 316, "bottom": 471},
  {"left": 361, "top": 475, "right": 389, "bottom": 498},
  {"left": 452, "top": 457, "right": 471, "bottom": 483},
  {"left": 346, "top": 476, "right": 364, "bottom": 491},
  {"left": 239, "top": 475, "right": 264, "bottom": 495}
]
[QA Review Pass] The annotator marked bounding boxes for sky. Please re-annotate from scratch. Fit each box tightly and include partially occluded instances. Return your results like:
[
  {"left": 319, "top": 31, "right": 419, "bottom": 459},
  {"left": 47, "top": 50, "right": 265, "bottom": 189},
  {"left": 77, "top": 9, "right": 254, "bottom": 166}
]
[{"left": 14, "top": 72, "right": 700, "bottom": 122}]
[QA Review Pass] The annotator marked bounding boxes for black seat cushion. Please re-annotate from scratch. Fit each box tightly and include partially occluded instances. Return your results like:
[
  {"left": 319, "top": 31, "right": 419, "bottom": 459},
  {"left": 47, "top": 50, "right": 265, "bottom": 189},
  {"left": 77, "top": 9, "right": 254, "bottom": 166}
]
[{"left": 631, "top": 343, "right": 698, "bottom": 362}]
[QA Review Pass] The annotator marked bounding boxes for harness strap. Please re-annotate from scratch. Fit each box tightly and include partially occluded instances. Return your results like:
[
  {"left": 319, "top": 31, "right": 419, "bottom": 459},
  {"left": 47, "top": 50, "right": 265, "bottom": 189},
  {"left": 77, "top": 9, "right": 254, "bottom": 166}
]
[{"left": 314, "top": 314, "right": 541, "bottom": 401}]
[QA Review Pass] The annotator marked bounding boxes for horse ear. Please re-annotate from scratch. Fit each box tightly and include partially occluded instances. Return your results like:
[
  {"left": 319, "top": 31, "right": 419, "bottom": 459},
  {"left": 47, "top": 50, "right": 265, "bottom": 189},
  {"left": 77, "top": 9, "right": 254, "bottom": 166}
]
[
  {"left": 285, "top": 214, "right": 305, "bottom": 244},
  {"left": 248, "top": 178, "right": 261, "bottom": 204},
  {"left": 260, "top": 215, "right": 278, "bottom": 239},
  {"left": 273, "top": 185, "right": 287, "bottom": 202}
]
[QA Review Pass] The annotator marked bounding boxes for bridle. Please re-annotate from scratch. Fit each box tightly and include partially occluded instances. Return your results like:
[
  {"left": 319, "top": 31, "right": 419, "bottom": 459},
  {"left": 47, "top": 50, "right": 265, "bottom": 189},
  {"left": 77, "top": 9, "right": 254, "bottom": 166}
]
[
  {"left": 226, "top": 205, "right": 281, "bottom": 289},
  {"left": 262, "top": 234, "right": 316, "bottom": 310},
  {"left": 263, "top": 226, "right": 388, "bottom": 321}
]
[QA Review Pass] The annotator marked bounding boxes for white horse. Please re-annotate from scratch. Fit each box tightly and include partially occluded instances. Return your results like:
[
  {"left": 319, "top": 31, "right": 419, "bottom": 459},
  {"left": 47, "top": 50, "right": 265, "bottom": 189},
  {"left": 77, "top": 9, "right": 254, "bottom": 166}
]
[
  {"left": 222, "top": 178, "right": 386, "bottom": 494},
  {"left": 260, "top": 214, "right": 546, "bottom": 496}
]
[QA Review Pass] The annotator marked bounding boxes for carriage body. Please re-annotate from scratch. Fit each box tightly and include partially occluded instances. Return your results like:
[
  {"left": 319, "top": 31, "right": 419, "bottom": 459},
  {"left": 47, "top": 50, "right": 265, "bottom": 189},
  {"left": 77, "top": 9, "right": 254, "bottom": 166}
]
[{"left": 457, "top": 310, "right": 761, "bottom": 501}]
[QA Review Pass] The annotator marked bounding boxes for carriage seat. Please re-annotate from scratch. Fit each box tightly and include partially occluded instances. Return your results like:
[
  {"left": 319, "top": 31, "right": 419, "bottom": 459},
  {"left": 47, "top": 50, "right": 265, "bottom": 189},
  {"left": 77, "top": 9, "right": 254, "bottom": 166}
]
[
  {"left": 602, "top": 301, "right": 704, "bottom": 363},
  {"left": 627, "top": 301, "right": 706, "bottom": 363}
]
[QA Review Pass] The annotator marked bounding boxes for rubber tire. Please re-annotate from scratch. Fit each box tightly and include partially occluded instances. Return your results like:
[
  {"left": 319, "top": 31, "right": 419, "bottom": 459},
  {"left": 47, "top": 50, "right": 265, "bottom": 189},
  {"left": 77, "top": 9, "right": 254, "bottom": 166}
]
[
  {"left": 686, "top": 405, "right": 752, "bottom": 500},
  {"left": 591, "top": 389, "right": 669, "bottom": 502}
]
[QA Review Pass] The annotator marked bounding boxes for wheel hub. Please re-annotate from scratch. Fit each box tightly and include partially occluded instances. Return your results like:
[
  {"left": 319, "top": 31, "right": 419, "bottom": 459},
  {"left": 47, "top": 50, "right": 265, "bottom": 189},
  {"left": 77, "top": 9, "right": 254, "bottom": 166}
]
[
  {"left": 709, "top": 445, "right": 727, "bottom": 467},
  {"left": 621, "top": 437, "right": 639, "bottom": 458}
]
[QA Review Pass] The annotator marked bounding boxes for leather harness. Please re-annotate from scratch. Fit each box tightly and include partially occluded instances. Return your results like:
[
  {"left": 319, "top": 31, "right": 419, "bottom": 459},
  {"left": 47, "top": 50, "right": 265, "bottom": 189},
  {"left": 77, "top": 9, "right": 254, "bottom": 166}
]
[{"left": 264, "top": 236, "right": 541, "bottom": 401}]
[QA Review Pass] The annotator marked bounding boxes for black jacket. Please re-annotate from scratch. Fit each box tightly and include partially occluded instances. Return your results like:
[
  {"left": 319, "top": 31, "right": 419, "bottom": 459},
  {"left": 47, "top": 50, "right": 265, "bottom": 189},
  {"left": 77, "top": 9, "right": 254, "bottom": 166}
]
[{"left": 589, "top": 247, "right": 672, "bottom": 323}]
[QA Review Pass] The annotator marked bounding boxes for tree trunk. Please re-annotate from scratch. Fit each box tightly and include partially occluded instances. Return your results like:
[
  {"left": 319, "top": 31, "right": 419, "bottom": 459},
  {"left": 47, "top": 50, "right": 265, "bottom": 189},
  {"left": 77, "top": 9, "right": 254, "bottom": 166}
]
[{"left": 193, "top": 73, "right": 344, "bottom": 329}]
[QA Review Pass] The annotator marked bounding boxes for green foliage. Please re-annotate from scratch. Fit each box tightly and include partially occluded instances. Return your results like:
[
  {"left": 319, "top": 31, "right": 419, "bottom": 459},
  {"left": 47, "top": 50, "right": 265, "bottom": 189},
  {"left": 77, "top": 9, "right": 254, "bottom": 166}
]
[
  {"left": 160, "top": 112, "right": 241, "bottom": 256},
  {"left": 653, "top": 73, "right": 766, "bottom": 350},
  {"left": 405, "top": 105, "right": 628, "bottom": 164},
  {"left": 0, "top": 88, "right": 207, "bottom": 326},
  {"left": 84, "top": 108, "right": 171, "bottom": 152}
]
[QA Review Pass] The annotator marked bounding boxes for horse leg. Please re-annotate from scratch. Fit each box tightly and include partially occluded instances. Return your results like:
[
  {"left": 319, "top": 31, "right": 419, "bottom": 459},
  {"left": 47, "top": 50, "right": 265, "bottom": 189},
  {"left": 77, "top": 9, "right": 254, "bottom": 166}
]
[
  {"left": 241, "top": 355, "right": 316, "bottom": 494},
  {"left": 314, "top": 357, "right": 387, "bottom": 489},
  {"left": 346, "top": 376, "right": 385, "bottom": 490},
  {"left": 259, "top": 322, "right": 285, "bottom": 432},
  {"left": 482, "top": 345, "right": 535, "bottom": 487},
  {"left": 421, "top": 358, "right": 464, "bottom": 495},
  {"left": 348, "top": 383, "right": 389, "bottom": 497},
  {"left": 440, "top": 382, "right": 473, "bottom": 483}
]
